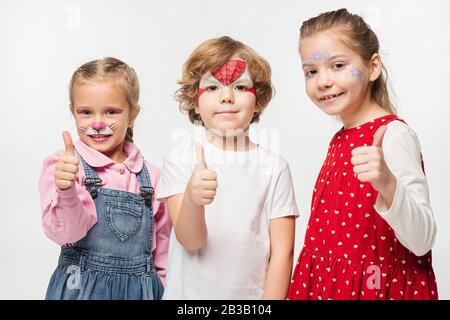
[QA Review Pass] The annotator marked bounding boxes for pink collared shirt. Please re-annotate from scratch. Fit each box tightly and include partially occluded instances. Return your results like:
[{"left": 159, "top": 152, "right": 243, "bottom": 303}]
[{"left": 38, "top": 140, "right": 171, "bottom": 284}]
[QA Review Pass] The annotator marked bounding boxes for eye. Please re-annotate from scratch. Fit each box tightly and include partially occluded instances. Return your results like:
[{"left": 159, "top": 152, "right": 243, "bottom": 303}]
[
  {"left": 304, "top": 69, "right": 317, "bottom": 78},
  {"left": 105, "top": 108, "right": 122, "bottom": 116},
  {"left": 76, "top": 109, "right": 91, "bottom": 116},
  {"left": 206, "top": 85, "right": 219, "bottom": 91},
  {"left": 235, "top": 85, "right": 248, "bottom": 92},
  {"left": 332, "top": 63, "right": 345, "bottom": 71}
]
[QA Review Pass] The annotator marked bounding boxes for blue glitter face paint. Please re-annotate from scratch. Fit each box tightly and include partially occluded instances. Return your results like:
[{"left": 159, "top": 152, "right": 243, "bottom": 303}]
[
  {"left": 304, "top": 51, "right": 331, "bottom": 64},
  {"left": 303, "top": 51, "right": 365, "bottom": 82},
  {"left": 350, "top": 66, "right": 364, "bottom": 81},
  {"left": 313, "top": 51, "right": 322, "bottom": 61}
]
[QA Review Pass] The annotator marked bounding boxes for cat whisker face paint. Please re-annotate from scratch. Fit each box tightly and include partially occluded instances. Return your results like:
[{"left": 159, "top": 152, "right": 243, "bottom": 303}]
[{"left": 84, "top": 123, "right": 114, "bottom": 143}]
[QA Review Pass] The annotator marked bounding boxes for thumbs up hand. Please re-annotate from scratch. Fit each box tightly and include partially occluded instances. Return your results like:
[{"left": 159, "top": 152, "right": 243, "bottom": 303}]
[
  {"left": 55, "top": 131, "right": 80, "bottom": 190},
  {"left": 350, "top": 125, "right": 396, "bottom": 193},
  {"left": 186, "top": 144, "right": 218, "bottom": 206}
]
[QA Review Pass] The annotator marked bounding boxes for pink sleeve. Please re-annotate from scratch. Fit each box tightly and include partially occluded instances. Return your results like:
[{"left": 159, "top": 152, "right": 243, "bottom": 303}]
[
  {"left": 147, "top": 162, "right": 172, "bottom": 285},
  {"left": 153, "top": 201, "right": 172, "bottom": 285},
  {"left": 38, "top": 151, "right": 97, "bottom": 246}
]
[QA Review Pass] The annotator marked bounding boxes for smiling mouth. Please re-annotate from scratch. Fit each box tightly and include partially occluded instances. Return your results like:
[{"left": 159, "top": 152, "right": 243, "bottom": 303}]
[
  {"left": 320, "top": 92, "right": 344, "bottom": 101},
  {"left": 215, "top": 111, "right": 239, "bottom": 115},
  {"left": 89, "top": 134, "right": 111, "bottom": 142},
  {"left": 89, "top": 134, "right": 111, "bottom": 138}
]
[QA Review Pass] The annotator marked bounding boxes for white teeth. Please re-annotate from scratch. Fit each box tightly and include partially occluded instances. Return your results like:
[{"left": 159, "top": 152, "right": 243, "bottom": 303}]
[{"left": 321, "top": 93, "right": 343, "bottom": 101}]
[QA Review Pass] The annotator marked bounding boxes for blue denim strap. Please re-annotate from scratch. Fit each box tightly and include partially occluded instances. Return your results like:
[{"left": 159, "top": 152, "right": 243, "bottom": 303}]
[
  {"left": 75, "top": 149, "right": 102, "bottom": 199},
  {"left": 136, "top": 161, "right": 153, "bottom": 210}
]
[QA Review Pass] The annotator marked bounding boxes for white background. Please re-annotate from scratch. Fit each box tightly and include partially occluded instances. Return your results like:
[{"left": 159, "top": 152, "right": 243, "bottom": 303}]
[{"left": 1, "top": 0, "right": 449, "bottom": 299}]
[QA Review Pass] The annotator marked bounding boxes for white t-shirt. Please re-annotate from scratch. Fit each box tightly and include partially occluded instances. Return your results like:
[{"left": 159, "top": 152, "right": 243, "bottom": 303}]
[{"left": 157, "top": 132, "right": 300, "bottom": 300}]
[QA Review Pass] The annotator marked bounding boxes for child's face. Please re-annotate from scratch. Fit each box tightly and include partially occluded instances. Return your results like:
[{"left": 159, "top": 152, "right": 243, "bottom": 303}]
[
  {"left": 196, "top": 58, "right": 258, "bottom": 137},
  {"left": 300, "top": 30, "right": 371, "bottom": 118},
  {"left": 71, "top": 80, "right": 134, "bottom": 160}
]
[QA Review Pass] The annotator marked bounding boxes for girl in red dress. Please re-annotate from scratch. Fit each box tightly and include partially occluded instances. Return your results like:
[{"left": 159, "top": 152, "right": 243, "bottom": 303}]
[{"left": 288, "top": 9, "right": 438, "bottom": 300}]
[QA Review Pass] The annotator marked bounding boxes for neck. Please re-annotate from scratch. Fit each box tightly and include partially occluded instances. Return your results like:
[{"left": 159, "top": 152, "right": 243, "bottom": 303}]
[
  {"left": 340, "top": 95, "right": 390, "bottom": 129},
  {"left": 205, "top": 128, "right": 256, "bottom": 152},
  {"left": 104, "top": 142, "right": 128, "bottom": 163}
]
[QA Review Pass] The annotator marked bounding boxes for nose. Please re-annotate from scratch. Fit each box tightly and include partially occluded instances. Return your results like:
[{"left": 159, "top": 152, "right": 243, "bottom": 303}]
[
  {"left": 91, "top": 121, "right": 106, "bottom": 130},
  {"left": 220, "top": 86, "right": 234, "bottom": 104},
  {"left": 317, "top": 70, "right": 333, "bottom": 90}
]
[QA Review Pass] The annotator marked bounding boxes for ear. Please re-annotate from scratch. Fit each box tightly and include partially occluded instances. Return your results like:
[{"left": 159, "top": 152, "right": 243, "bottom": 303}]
[
  {"left": 128, "top": 106, "right": 140, "bottom": 127},
  {"left": 369, "top": 53, "right": 382, "bottom": 82}
]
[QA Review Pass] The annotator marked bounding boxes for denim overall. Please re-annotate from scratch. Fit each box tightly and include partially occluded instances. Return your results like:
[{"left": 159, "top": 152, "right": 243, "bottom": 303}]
[{"left": 46, "top": 154, "right": 164, "bottom": 300}]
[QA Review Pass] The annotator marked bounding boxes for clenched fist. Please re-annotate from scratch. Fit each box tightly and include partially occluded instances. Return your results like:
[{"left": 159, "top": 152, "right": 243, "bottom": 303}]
[
  {"left": 55, "top": 131, "right": 79, "bottom": 190},
  {"left": 186, "top": 144, "right": 218, "bottom": 206},
  {"left": 351, "top": 125, "right": 396, "bottom": 193}
]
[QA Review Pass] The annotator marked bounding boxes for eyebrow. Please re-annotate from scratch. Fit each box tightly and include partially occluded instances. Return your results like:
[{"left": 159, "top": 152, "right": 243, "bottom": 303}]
[{"left": 302, "top": 54, "right": 349, "bottom": 68}]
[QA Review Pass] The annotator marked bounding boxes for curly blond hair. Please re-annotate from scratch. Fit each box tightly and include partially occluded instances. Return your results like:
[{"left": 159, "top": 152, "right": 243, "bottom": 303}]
[{"left": 176, "top": 36, "right": 274, "bottom": 124}]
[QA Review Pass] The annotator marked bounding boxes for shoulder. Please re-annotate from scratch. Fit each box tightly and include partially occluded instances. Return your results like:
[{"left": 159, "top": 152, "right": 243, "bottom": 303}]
[
  {"left": 384, "top": 119, "right": 421, "bottom": 149},
  {"left": 143, "top": 160, "right": 161, "bottom": 178},
  {"left": 164, "top": 138, "right": 195, "bottom": 164},
  {"left": 42, "top": 149, "right": 64, "bottom": 168},
  {"left": 255, "top": 145, "right": 290, "bottom": 174}
]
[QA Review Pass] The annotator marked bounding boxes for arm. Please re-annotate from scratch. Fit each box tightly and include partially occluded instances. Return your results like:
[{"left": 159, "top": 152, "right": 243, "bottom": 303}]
[
  {"left": 374, "top": 122, "right": 436, "bottom": 256},
  {"left": 165, "top": 144, "right": 217, "bottom": 251},
  {"left": 167, "top": 193, "right": 207, "bottom": 251},
  {"left": 263, "top": 216, "right": 296, "bottom": 300},
  {"left": 39, "top": 133, "right": 97, "bottom": 245},
  {"left": 152, "top": 201, "right": 172, "bottom": 285},
  {"left": 352, "top": 122, "right": 436, "bottom": 256}
]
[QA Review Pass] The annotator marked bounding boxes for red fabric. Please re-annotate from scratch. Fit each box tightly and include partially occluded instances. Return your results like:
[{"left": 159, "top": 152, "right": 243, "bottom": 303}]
[{"left": 288, "top": 115, "right": 438, "bottom": 300}]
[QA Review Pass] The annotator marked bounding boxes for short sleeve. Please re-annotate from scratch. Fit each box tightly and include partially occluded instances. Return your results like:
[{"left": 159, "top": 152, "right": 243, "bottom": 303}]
[
  {"left": 267, "top": 164, "right": 300, "bottom": 220},
  {"left": 156, "top": 142, "right": 193, "bottom": 200}
]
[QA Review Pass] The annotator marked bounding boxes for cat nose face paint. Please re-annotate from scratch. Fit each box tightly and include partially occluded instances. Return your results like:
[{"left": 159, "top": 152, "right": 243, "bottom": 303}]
[
  {"left": 198, "top": 60, "right": 256, "bottom": 97},
  {"left": 91, "top": 121, "right": 106, "bottom": 130},
  {"left": 85, "top": 123, "right": 114, "bottom": 136}
]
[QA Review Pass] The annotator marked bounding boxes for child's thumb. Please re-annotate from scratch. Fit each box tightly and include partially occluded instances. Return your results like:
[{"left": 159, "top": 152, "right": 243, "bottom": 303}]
[
  {"left": 372, "top": 125, "right": 387, "bottom": 148},
  {"left": 63, "top": 131, "right": 75, "bottom": 154},
  {"left": 195, "top": 143, "right": 207, "bottom": 169}
]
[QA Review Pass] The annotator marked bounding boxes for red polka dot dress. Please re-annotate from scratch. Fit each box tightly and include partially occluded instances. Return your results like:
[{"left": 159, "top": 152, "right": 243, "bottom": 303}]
[{"left": 288, "top": 115, "right": 438, "bottom": 300}]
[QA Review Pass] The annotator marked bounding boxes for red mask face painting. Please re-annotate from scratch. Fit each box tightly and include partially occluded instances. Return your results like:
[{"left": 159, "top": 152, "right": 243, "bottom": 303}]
[{"left": 198, "top": 60, "right": 256, "bottom": 97}]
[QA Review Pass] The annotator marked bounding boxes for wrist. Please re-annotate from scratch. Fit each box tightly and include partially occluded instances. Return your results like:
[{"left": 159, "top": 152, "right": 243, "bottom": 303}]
[
  {"left": 185, "top": 184, "right": 202, "bottom": 208},
  {"left": 376, "top": 173, "right": 397, "bottom": 208}
]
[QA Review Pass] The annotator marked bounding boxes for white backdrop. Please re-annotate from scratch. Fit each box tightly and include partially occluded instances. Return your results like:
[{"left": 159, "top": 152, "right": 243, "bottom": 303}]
[{"left": 1, "top": 0, "right": 449, "bottom": 299}]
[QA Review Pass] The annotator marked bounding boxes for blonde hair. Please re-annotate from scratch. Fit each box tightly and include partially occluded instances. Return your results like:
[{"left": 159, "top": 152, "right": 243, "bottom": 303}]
[
  {"left": 69, "top": 57, "right": 140, "bottom": 142},
  {"left": 300, "top": 8, "right": 396, "bottom": 114},
  {"left": 177, "top": 36, "right": 274, "bottom": 124}
]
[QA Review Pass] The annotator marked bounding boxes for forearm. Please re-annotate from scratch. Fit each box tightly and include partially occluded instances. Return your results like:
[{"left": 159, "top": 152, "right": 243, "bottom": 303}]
[
  {"left": 173, "top": 193, "right": 208, "bottom": 251},
  {"left": 263, "top": 252, "right": 293, "bottom": 300},
  {"left": 375, "top": 173, "right": 397, "bottom": 210},
  {"left": 42, "top": 187, "right": 95, "bottom": 245},
  {"left": 376, "top": 181, "right": 436, "bottom": 256}
]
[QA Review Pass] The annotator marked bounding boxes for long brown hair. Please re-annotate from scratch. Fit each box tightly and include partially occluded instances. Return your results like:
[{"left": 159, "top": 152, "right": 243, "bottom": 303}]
[
  {"left": 300, "top": 8, "right": 396, "bottom": 114},
  {"left": 69, "top": 57, "right": 140, "bottom": 142}
]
